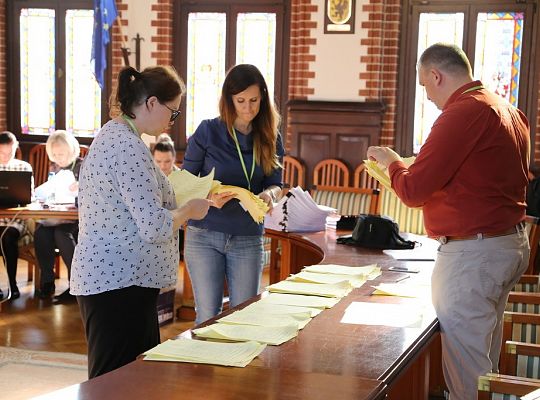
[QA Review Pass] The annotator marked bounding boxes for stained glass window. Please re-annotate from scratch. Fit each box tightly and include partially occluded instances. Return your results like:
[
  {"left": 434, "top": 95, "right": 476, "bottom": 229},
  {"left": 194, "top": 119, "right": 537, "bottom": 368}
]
[
  {"left": 236, "top": 13, "right": 276, "bottom": 101},
  {"left": 413, "top": 13, "right": 464, "bottom": 154},
  {"left": 474, "top": 12, "right": 524, "bottom": 106},
  {"left": 186, "top": 13, "right": 226, "bottom": 138},
  {"left": 20, "top": 8, "right": 56, "bottom": 134},
  {"left": 66, "top": 9, "right": 101, "bottom": 136}
]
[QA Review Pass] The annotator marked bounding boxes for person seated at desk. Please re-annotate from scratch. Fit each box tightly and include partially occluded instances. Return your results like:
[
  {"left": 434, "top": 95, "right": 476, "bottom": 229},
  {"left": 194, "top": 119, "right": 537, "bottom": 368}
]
[
  {"left": 0, "top": 131, "right": 33, "bottom": 300},
  {"left": 35, "top": 130, "right": 82, "bottom": 302},
  {"left": 151, "top": 133, "right": 179, "bottom": 176}
]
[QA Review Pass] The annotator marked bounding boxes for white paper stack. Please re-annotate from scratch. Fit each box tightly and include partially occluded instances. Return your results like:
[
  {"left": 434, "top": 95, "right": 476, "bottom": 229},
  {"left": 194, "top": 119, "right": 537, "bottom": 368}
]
[
  {"left": 143, "top": 339, "right": 266, "bottom": 367},
  {"left": 264, "top": 186, "right": 335, "bottom": 232}
]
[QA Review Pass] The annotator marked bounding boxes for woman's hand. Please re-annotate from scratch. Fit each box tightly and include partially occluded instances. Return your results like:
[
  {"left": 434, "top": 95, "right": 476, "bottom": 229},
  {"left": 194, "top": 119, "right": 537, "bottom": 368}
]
[
  {"left": 258, "top": 191, "right": 274, "bottom": 212},
  {"left": 69, "top": 181, "right": 79, "bottom": 194},
  {"left": 209, "top": 191, "right": 235, "bottom": 209},
  {"left": 185, "top": 198, "right": 212, "bottom": 220}
]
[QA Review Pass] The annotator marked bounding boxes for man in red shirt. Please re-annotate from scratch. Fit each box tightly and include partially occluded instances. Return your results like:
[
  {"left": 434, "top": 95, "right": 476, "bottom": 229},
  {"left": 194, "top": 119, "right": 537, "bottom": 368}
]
[{"left": 368, "top": 43, "right": 530, "bottom": 400}]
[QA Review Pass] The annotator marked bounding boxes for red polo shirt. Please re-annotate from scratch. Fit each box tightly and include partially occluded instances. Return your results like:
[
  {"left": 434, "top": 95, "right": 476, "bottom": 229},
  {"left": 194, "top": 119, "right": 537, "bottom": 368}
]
[{"left": 389, "top": 80, "right": 530, "bottom": 237}]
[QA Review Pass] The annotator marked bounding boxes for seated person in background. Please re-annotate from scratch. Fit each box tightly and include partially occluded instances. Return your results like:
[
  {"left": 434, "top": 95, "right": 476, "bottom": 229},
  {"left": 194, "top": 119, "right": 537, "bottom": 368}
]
[
  {"left": 151, "top": 133, "right": 184, "bottom": 259},
  {"left": 35, "top": 130, "right": 82, "bottom": 302},
  {"left": 151, "top": 133, "right": 179, "bottom": 176},
  {"left": 527, "top": 165, "right": 540, "bottom": 218},
  {"left": 0, "top": 131, "right": 33, "bottom": 300}
]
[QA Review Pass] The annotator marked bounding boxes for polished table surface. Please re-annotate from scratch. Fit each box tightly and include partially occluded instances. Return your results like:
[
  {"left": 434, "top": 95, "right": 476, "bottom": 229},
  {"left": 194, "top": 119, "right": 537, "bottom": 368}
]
[
  {"left": 36, "top": 229, "right": 440, "bottom": 400},
  {"left": 0, "top": 203, "right": 78, "bottom": 220}
]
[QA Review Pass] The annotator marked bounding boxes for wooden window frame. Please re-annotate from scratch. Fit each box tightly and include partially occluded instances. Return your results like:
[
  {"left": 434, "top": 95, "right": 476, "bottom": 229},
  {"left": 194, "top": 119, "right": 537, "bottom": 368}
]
[
  {"left": 6, "top": 0, "right": 110, "bottom": 146},
  {"left": 395, "top": 0, "right": 539, "bottom": 158}
]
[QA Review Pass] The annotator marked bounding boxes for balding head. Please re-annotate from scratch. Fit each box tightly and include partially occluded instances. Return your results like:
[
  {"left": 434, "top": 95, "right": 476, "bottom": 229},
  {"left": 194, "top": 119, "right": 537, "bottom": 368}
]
[{"left": 419, "top": 43, "right": 472, "bottom": 78}]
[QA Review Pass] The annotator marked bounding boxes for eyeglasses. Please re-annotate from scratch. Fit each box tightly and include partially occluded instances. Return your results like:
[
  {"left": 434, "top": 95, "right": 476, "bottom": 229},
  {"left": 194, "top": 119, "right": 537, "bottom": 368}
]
[
  {"left": 160, "top": 102, "right": 181, "bottom": 122},
  {"left": 146, "top": 97, "right": 181, "bottom": 122}
]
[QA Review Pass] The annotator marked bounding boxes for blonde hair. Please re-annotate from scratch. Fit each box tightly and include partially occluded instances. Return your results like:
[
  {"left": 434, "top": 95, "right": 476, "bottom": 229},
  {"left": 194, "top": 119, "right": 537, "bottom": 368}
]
[{"left": 46, "top": 130, "right": 80, "bottom": 164}]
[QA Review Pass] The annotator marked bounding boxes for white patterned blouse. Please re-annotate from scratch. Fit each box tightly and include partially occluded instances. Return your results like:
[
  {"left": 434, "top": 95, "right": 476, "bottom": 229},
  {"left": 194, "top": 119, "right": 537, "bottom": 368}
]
[{"left": 70, "top": 120, "right": 178, "bottom": 295}]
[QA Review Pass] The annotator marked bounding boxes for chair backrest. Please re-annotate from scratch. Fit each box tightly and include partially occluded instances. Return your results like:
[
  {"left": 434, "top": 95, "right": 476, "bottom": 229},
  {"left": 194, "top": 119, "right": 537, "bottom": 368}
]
[
  {"left": 15, "top": 146, "right": 22, "bottom": 160},
  {"left": 312, "top": 159, "right": 350, "bottom": 188},
  {"left": 79, "top": 145, "right": 89, "bottom": 158},
  {"left": 283, "top": 155, "right": 305, "bottom": 189},
  {"left": 506, "top": 292, "right": 540, "bottom": 313},
  {"left": 378, "top": 186, "right": 426, "bottom": 235},
  {"left": 505, "top": 341, "right": 540, "bottom": 379},
  {"left": 353, "top": 163, "right": 379, "bottom": 190},
  {"left": 525, "top": 216, "right": 540, "bottom": 274},
  {"left": 28, "top": 144, "right": 50, "bottom": 187},
  {"left": 501, "top": 311, "right": 540, "bottom": 373},
  {"left": 477, "top": 373, "right": 540, "bottom": 400},
  {"left": 310, "top": 185, "right": 380, "bottom": 216},
  {"left": 514, "top": 275, "right": 540, "bottom": 293}
]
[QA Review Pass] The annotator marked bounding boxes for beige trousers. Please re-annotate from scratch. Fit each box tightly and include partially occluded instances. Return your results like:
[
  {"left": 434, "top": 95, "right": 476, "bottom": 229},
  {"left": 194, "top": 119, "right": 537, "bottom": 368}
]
[{"left": 431, "top": 228, "right": 529, "bottom": 400}]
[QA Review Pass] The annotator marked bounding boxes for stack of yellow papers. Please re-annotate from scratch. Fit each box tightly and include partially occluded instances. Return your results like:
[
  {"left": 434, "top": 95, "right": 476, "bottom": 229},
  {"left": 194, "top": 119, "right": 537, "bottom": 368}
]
[
  {"left": 192, "top": 323, "right": 298, "bottom": 345},
  {"left": 210, "top": 184, "right": 269, "bottom": 223},
  {"left": 143, "top": 339, "right": 266, "bottom": 367},
  {"left": 303, "top": 264, "right": 381, "bottom": 280},
  {"left": 258, "top": 293, "right": 340, "bottom": 309},
  {"left": 168, "top": 168, "right": 215, "bottom": 207},
  {"left": 267, "top": 280, "right": 353, "bottom": 298},
  {"left": 240, "top": 301, "right": 323, "bottom": 317},
  {"left": 363, "top": 157, "right": 415, "bottom": 192},
  {"left": 218, "top": 310, "right": 312, "bottom": 330},
  {"left": 288, "top": 270, "right": 366, "bottom": 288},
  {"left": 372, "top": 282, "right": 431, "bottom": 298}
]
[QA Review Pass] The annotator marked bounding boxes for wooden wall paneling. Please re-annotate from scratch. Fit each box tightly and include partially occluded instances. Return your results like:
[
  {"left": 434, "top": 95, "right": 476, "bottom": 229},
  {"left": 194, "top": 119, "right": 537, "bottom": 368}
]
[{"left": 287, "top": 101, "right": 385, "bottom": 186}]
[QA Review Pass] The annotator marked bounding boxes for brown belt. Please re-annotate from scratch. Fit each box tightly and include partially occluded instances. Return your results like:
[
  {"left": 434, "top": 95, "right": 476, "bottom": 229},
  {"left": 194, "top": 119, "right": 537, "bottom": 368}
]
[{"left": 435, "top": 222, "right": 525, "bottom": 244}]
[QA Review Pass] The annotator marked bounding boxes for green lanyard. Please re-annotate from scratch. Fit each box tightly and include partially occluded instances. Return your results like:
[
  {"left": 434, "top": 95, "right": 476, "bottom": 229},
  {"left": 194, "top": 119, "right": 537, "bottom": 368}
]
[
  {"left": 231, "top": 127, "right": 255, "bottom": 191},
  {"left": 122, "top": 114, "right": 139, "bottom": 136},
  {"left": 462, "top": 84, "right": 484, "bottom": 95}
]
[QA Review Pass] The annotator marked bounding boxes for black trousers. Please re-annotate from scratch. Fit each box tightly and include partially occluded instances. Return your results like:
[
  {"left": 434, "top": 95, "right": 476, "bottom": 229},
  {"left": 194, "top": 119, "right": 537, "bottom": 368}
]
[
  {"left": 0, "top": 226, "right": 20, "bottom": 289},
  {"left": 34, "top": 222, "right": 78, "bottom": 285},
  {"left": 77, "top": 285, "right": 161, "bottom": 379}
]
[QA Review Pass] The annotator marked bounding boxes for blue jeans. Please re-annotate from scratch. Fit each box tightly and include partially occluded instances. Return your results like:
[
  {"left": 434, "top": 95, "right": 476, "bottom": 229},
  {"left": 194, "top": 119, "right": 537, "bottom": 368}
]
[{"left": 184, "top": 226, "right": 264, "bottom": 325}]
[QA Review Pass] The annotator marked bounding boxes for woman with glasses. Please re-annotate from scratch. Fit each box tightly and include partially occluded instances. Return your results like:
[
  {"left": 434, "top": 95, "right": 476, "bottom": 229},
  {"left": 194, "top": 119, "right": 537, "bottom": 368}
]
[
  {"left": 71, "top": 66, "right": 212, "bottom": 378},
  {"left": 183, "top": 64, "right": 284, "bottom": 325}
]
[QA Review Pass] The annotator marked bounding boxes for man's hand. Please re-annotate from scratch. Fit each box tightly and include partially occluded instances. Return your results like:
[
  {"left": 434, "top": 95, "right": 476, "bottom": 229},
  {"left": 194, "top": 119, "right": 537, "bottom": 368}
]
[{"left": 366, "top": 146, "right": 402, "bottom": 168}]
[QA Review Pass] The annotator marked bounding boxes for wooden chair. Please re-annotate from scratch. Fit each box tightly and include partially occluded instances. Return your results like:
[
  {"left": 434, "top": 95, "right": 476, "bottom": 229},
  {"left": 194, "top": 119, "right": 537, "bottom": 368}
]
[
  {"left": 79, "top": 145, "right": 89, "bottom": 158},
  {"left": 312, "top": 159, "right": 350, "bottom": 188},
  {"left": 501, "top": 312, "right": 540, "bottom": 373},
  {"left": 506, "top": 292, "right": 540, "bottom": 313},
  {"left": 525, "top": 216, "right": 540, "bottom": 274},
  {"left": 28, "top": 144, "right": 50, "bottom": 187},
  {"left": 514, "top": 275, "right": 540, "bottom": 293},
  {"left": 377, "top": 186, "right": 426, "bottom": 235},
  {"left": 478, "top": 373, "right": 540, "bottom": 400},
  {"left": 310, "top": 185, "right": 380, "bottom": 216},
  {"left": 504, "top": 341, "right": 540, "bottom": 379},
  {"left": 353, "top": 163, "right": 379, "bottom": 190},
  {"left": 282, "top": 155, "right": 305, "bottom": 190},
  {"left": 15, "top": 146, "right": 22, "bottom": 160}
]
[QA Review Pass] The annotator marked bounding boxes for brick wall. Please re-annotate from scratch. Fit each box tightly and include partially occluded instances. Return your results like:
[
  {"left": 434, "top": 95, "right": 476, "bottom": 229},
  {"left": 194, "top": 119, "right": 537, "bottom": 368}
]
[
  {"left": 0, "top": 0, "right": 6, "bottom": 131},
  {"left": 151, "top": 0, "right": 173, "bottom": 66},
  {"left": 108, "top": 0, "right": 128, "bottom": 118},
  {"left": 359, "top": 0, "right": 400, "bottom": 148}
]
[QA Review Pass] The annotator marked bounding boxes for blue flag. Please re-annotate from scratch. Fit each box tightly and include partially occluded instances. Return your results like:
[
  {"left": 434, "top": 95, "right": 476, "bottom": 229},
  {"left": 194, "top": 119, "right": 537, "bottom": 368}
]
[{"left": 91, "top": 0, "right": 118, "bottom": 88}]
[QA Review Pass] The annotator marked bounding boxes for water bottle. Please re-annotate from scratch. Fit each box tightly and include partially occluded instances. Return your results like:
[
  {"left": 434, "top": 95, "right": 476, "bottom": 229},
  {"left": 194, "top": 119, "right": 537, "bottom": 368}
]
[{"left": 47, "top": 171, "right": 56, "bottom": 204}]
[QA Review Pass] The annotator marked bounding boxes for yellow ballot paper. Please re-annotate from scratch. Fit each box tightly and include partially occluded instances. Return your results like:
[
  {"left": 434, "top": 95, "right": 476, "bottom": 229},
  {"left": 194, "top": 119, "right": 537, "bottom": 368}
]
[
  {"left": 258, "top": 293, "right": 340, "bottom": 309},
  {"left": 372, "top": 282, "right": 431, "bottom": 299},
  {"left": 192, "top": 322, "right": 299, "bottom": 345},
  {"left": 363, "top": 157, "right": 416, "bottom": 192},
  {"left": 210, "top": 184, "right": 269, "bottom": 223},
  {"left": 168, "top": 168, "right": 215, "bottom": 207},
  {"left": 267, "top": 280, "right": 353, "bottom": 298},
  {"left": 302, "top": 264, "right": 380, "bottom": 280},
  {"left": 288, "top": 270, "right": 366, "bottom": 288},
  {"left": 143, "top": 338, "right": 266, "bottom": 367},
  {"left": 240, "top": 300, "right": 323, "bottom": 317},
  {"left": 218, "top": 310, "right": 312, "bottom": 330}
]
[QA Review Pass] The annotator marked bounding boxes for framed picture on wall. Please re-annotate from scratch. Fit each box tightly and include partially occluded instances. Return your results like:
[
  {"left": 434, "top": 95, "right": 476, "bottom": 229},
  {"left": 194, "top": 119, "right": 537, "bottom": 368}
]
[{"left": 324, "top": 0, "right": 356, "bottom": 34}]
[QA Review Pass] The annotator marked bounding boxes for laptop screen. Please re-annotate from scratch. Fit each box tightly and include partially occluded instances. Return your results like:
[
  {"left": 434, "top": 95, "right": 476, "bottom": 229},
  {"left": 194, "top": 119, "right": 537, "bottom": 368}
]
[{"left": 0, "top": 170, "right": 32, "bottom": 207}]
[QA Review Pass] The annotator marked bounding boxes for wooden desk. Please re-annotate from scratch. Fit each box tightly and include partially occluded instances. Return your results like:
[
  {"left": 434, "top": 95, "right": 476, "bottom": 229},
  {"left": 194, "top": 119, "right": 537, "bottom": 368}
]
[
  {"left": 38, "top": 228, "right": 444, "bottom": 400},
  {"left": 0, "top": 203, "right": 78, "bottom": 220}
]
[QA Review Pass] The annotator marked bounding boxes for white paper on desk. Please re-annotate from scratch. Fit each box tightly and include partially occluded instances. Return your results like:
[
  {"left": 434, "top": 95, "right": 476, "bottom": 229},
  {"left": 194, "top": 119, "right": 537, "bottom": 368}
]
[
  {"left": 240, "top": 301, "right": 323, "bottom": 317},
  {"left": 34, "top": 170, "right": 76, "bottom": 204},
  {"left": 288, "top": 271, "right": 366, "bottom": 288},
  {"left": 341, "top": 301, "right": 424, "bottom": 328},
  {"left": 192, "top": 322, "right": 299, "bottom": 345},
  {"left": 267, "top": 280, "right": 353, "bottom": 298},
  {"left": 143, "top": 338, "right": 266, "bottom": 367},
  {"left": 218, "top": 310, "right": 312, "bottom": 330},
  {"left": 258, "top": 293, "right": 340, "bottom": 309}
]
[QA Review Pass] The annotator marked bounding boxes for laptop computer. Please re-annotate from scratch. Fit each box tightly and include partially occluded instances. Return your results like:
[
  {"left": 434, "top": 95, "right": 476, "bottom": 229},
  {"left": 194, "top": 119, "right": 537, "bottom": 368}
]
[{"left": 0, "top": 170, "right": 32, "bottom": 207}]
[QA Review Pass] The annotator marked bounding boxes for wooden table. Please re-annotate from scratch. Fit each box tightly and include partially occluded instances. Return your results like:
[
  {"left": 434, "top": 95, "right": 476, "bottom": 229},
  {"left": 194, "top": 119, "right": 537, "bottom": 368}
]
[
  {"left": 0, "top": 203, "right": 78, "bottom": 220},
  {"left": 36, "top": 228, "right": 444, "bottom": 400}
]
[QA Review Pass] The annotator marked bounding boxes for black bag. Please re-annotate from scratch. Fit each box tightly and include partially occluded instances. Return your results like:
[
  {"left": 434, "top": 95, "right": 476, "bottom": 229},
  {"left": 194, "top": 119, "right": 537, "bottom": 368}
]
[{"left": 337, "top": 214, "right": 416, "bottom": 250}]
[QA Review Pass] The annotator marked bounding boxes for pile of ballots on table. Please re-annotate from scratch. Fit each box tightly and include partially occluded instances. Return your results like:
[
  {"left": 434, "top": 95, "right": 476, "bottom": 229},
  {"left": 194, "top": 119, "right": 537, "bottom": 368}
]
[{"left": 143, "top": 263, "right": 381, "bottom": 367}]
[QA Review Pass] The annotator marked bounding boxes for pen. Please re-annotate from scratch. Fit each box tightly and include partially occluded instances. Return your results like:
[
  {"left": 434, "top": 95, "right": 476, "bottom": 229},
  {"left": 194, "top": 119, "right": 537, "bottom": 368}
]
[{"left": 396, "top": 275, "right": 410, "bottom": 282}]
